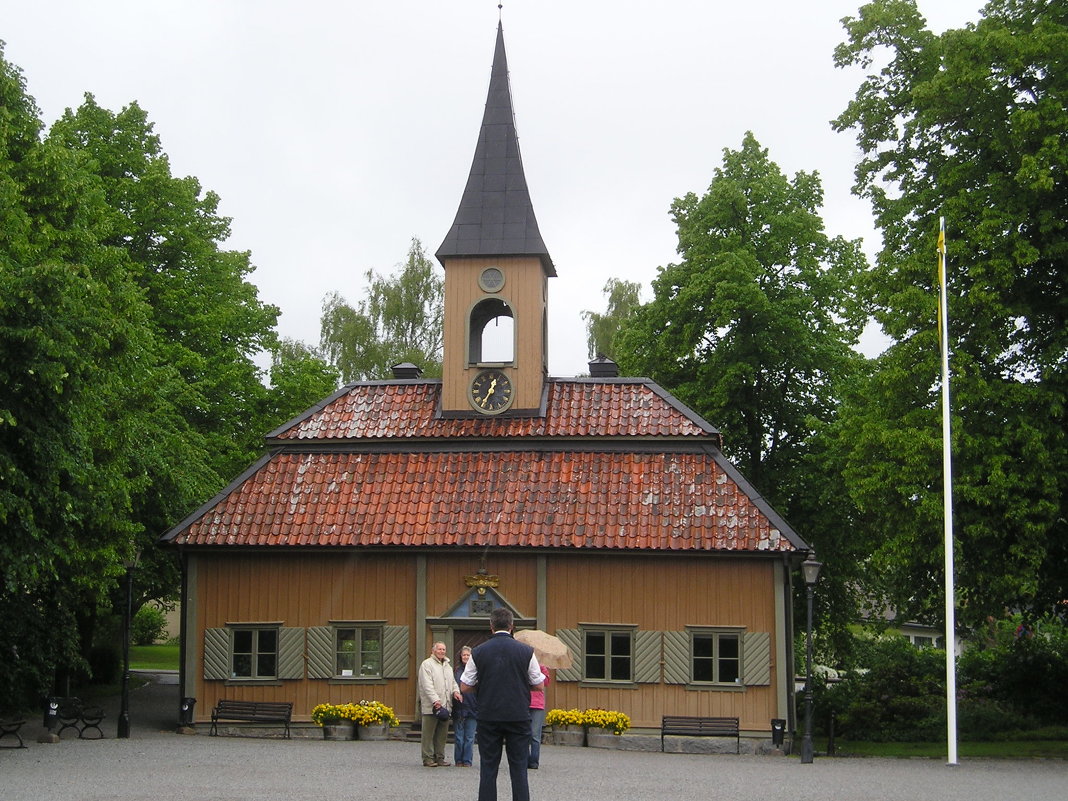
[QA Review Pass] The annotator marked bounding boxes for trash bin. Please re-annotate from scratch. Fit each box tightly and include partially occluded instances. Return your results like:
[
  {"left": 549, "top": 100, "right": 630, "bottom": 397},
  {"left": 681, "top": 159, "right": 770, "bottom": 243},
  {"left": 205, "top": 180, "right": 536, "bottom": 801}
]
[
  {"left": 771, "top": 718, "right": 785, "bottom": 747},
  {"left": 179, "top": 697, "right": 196, "bottom": 726}
]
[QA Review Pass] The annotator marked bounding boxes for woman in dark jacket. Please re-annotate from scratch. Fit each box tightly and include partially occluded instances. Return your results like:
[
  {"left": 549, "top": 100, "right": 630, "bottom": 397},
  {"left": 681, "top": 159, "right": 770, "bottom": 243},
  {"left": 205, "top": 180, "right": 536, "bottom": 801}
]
[{"left": 453, "top": 646, "right": 478, "bottom": 766}]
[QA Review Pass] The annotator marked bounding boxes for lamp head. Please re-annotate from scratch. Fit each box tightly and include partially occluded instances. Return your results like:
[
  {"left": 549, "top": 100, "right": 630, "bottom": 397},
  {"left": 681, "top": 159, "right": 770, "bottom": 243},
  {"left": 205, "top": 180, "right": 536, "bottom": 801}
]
[{"left": 801, "top": 552, "right": 822, "bottom": 587}]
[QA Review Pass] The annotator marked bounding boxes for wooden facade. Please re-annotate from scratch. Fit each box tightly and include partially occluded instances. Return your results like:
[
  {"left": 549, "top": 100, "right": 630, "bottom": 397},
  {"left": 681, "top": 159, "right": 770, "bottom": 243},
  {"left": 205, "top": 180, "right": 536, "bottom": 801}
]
[{"left": 181, "top": 549, "right": 792, "bottom": 736}]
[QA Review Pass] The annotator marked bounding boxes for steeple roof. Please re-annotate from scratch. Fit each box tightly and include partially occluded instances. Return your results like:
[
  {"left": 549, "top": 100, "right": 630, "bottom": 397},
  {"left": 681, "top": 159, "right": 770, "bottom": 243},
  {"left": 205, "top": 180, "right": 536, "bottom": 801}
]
[{"left": 436, "top": 22, "right": 555, "bottom": 276}]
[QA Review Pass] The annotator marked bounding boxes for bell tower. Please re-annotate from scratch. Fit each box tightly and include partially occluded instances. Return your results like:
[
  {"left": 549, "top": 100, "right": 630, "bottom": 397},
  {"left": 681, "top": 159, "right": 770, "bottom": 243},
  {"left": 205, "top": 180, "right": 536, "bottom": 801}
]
[{"left": 436, "top": 22, "right": 555, "bottom": 416}]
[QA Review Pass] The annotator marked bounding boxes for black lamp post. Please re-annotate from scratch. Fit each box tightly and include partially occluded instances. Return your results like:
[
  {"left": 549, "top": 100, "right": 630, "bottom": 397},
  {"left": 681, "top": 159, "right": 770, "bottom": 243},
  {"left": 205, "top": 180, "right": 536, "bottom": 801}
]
[
  {"left": 800, "top": 552, "right": 822, "bottom": 764},
  {"left": 117, "top": 551, "right": 140, "bottom": 739}
]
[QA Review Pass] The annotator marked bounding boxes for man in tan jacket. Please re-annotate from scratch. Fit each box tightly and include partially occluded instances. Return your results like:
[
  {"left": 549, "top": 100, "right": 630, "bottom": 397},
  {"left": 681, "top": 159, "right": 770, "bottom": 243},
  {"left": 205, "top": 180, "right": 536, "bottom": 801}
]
[{"left": 418, "top": 641, "right": 462, "bottom": 766}]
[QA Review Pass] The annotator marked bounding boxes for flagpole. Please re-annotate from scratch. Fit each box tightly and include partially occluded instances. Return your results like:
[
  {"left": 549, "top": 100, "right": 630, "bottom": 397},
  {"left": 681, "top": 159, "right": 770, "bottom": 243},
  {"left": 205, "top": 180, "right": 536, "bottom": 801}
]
[{"left": 938, "top": 216, "right": 958, "bottom": 767}]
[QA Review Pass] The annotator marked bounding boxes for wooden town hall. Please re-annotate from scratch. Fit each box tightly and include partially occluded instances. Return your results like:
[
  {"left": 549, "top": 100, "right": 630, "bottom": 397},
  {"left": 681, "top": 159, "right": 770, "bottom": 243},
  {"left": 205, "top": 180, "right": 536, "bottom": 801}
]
[{"left": 162, "top": 21, "right": 810, "bottom": 749}]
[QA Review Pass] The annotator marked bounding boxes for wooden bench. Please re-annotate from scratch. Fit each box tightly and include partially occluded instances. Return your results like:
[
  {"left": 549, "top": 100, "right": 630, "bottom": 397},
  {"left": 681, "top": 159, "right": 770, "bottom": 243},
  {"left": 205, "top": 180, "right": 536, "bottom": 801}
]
[
  {"left": 661, "top": 715, "right": 740, "bottom": 754},
  {"left": 210, "top": 700, "right": 293, "bottom": 739},
  {"left": 0, "top": 718, "right": 27, "bottom": 748}
]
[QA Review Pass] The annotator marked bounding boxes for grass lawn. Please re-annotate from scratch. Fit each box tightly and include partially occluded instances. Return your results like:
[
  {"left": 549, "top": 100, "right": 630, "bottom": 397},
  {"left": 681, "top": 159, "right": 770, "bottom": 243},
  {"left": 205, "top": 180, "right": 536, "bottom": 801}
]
[
  {"left": 824, "top": 738, "right": 1068, "bottom": 759},
  {"left": 130, "top": 643, "right": 179, "bottom": 671}
]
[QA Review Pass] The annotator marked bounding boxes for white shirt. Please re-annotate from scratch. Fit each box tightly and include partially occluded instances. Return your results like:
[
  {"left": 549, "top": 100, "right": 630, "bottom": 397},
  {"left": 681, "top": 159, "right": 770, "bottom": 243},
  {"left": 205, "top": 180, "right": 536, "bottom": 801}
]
[{"left": 460, "top": 631, "right": 543, "bottom": 688}]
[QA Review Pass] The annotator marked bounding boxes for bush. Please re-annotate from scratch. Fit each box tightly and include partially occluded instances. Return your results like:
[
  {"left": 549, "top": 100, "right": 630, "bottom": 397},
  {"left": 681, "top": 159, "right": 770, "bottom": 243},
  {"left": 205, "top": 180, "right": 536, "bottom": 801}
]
[
  {"left": 958, "top": 616, "right": 1068, "bottom": 728},
  {"left": 822, "top": 616, "right": 1068, "bottom": 742},
  {"left": 957, "top": 698, "right": 1039, "bottom": 739},
  {"left": 131, "top": 605, "right": 168, "bottom": 646},
  {"left": 823, "top": 637, "right": 946, "bottom": 741}
]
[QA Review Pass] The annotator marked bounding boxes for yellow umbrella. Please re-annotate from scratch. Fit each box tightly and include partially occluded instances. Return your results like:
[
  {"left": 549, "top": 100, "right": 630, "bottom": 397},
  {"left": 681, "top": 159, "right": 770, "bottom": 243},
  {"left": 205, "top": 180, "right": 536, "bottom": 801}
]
[{"left": 514, "top": 629, "right": 573, "bottom": 669}]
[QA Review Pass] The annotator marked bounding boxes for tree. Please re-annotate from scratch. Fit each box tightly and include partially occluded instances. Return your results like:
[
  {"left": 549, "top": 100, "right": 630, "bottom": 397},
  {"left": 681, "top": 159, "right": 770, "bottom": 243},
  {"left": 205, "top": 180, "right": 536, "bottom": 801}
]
[
  {"left": 616, "top": 132, "right": 867, "bottom": 498},
  {"left": 263, "top": 339, "right": 341, "bottom": 427},
  {"left": 48, "top": 96, "right": 288, "bottom": 638},
  {"left": 1, "top": 55, "right": 296, "bottom": 705},
  {"left": 582, "top": 278, "right": 642, "bottom": 362},
  {"left": 0, "top": 47, "right": 164, "bottom": 703},
  {"left": 49, "top": 96, "right": 281, "bottom": 481},
  {"left": 320, "top": 238, "right": 443, "bottom": 381},
  {"left": 831, "top": 0, "right": 1068, "bottom": 628}
]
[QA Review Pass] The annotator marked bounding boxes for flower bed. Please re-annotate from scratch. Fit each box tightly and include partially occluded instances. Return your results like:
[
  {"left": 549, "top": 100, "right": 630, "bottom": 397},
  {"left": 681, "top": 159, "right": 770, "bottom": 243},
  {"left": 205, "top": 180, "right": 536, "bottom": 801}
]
[
  {"left": 311, "top": 701, "right": 399, "bottom": 728},
  {"left": 546, "top": 707, "right": 631, "bottom": 744}
]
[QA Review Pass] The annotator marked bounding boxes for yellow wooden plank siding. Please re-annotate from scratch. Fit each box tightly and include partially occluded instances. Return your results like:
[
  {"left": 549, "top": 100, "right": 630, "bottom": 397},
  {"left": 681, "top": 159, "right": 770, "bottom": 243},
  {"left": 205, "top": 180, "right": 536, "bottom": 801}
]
[
  {"left": 189, "top": 551, "right": 781, "bottom": 731},
  {"left": 192, "top": 553, "right": 417, "bottom": 723},
  {"left": 544, "top": 555, "right": 780, "bottom": 731},
  {"left": 425, "top": 554, "right": 538, "bottom": 620}
]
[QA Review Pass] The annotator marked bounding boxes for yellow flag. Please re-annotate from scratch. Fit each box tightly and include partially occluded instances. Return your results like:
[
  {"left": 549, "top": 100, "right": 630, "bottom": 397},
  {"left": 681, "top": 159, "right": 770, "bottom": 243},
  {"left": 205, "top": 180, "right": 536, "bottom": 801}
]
[{"left": 937, "top": 219, "right": 947, "bottom": 349}]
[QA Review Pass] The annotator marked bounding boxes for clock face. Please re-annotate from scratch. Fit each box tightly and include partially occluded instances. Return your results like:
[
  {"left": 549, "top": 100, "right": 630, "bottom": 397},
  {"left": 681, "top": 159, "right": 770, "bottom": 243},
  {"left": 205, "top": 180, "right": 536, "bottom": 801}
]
[{"left": 469, "top": 369, "right": 514, "bottom": 414}]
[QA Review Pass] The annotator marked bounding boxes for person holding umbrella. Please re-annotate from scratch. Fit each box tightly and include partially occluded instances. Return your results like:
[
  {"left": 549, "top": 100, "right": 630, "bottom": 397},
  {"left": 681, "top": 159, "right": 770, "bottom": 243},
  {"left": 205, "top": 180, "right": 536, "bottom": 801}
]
[
  {"left": 512, "top": 629, "right": 572, "bottom": 771},
  {"left": 526, "top": 663, "right": 550, "bottom": 769}
]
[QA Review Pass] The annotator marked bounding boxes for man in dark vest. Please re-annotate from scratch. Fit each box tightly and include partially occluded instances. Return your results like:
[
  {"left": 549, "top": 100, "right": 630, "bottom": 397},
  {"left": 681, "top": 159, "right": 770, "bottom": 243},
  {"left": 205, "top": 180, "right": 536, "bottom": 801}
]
[{"left": 460, "top": 608, "right": 545, "bottom": 801}]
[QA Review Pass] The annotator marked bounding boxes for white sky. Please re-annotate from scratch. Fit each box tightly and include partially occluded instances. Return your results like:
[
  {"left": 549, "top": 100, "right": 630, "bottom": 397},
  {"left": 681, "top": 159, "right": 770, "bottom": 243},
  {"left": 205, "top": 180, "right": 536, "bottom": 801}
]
[{"left": 4, "top": 0, "right": 982, "bottom": 377}]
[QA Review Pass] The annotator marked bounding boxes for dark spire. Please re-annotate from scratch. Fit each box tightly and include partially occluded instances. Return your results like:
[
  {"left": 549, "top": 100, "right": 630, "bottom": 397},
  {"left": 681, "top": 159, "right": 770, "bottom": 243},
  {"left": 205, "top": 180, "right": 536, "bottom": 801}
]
[{"left": 436, "top": 22, "right": 555, "bottom": 276}]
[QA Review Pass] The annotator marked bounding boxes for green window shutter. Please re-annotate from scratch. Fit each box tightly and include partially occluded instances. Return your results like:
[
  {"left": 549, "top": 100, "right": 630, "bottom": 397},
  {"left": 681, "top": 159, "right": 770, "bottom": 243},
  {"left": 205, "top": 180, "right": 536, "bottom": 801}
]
[
  {"left": 278, "top": 627, "right": 306, "bottom": 680},
  {"left": 307, "top": 626, "right": 335, "bottom": 679},
  {"left": 553, "top": 628, "right": 582, "bottom": 682},
  {"left": 742, "top": 631, "right": 771, "bottom": 686},
  {"left": 203, "top": 628, "right": 230, "bottom": 680},
  {"left": 633, "top": 630, "right": 661, "bottom": 684},
  {"left": 382, "top": 625, "right": 409, "bottom": 679},
  {"left": 662, "top": 631, "right": 690, "bottom": 685}
]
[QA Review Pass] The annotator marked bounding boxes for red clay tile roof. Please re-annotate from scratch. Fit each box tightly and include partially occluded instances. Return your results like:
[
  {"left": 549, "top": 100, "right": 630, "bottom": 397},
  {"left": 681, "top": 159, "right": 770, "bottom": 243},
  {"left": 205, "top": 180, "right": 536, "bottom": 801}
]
[
  {"left": 269, "top": 380, "right": 716, "bottom": 441},
  {"left": 168, "top": 450, "right": 792, "bottom": 552},
  {"left": 163, "top": 379, "right": 804, "bottom": 554}
]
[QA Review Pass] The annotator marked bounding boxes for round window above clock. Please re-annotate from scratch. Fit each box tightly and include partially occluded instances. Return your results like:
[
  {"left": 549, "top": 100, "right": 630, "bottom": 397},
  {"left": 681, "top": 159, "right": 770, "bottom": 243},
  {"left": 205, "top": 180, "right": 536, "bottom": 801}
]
[
  {"left": 478, "top": 267, "right": 505, "bottom": 293},
  {"left": 469, "top": 368, "right": 514, "bottom": 414}
]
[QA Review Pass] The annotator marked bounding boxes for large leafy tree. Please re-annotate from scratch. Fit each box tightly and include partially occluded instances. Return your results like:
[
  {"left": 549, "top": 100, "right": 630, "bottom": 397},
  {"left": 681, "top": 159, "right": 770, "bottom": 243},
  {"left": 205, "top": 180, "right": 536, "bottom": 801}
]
[
  {"left": 1, "top": 56, "right": 317, "bottom": 705},
  {"left": 617, "top": 132, "right": 867, "bottom": 497},
  {"left": 831, "top": 0, "right": 1067, "bottom": 628},
  {"left": 320, "top": 238, "right": 443, "bottom": 381},
  {"left": 0, "top": 48, "right": 166, "bottom": 702},
  {"left": 49, "top": 96, "right": 281, "bottom": 481},
  {"left": 48, "top": 97, "right": 289, "bottom": 632}
]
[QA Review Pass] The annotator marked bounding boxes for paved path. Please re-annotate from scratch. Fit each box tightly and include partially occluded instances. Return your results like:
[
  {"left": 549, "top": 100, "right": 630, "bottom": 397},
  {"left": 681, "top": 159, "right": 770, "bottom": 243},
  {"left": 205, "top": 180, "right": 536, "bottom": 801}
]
[{"left": 2, "top": 674, "right": 1064, "bottom": 801}]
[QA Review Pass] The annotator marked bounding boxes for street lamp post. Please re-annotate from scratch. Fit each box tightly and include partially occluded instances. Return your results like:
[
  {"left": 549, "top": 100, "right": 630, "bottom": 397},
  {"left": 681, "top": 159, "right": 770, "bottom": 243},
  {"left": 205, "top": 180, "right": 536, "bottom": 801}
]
[
  {"left": 800, "top": 552, "right": 822, "bottom": 764},
  {"left": 117, "top": 552, "right": 139, "bottom": 738}
]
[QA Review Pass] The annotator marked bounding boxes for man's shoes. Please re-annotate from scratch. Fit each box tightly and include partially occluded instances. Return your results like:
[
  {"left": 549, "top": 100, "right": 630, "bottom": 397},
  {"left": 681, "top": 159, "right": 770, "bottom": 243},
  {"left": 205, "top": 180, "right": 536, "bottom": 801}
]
[
  {"left": 436, "top": 760, "right": 452, "bottom": 767},
  {"left": 528, "top": 764, "right": 539, "bottom": 770},
  {"left": 423, "top": 761, "right": 438, "bottom": 767}
]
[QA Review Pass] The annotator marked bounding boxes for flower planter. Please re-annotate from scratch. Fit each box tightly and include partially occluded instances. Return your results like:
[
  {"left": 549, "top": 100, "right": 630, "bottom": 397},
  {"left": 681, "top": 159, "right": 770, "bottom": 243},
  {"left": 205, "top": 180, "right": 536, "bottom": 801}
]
[
  {"left": 357, "top": 724, "right": 388, "bottom": 741},
  {"left": 587, "top": 730, "right": 623, "bottom": 749},
  {"left": 322, "top": 722, "right": 356, "bottom": 741},
  {"left": 552, "top": 724, "right": 586, "bottom": 747}
]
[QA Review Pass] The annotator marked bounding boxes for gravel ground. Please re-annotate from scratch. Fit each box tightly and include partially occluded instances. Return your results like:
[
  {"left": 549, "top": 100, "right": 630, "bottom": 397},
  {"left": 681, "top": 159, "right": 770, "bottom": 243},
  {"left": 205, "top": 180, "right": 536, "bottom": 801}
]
[{"left": 2, "top": 673, "right": 1064, "bottom": 801}]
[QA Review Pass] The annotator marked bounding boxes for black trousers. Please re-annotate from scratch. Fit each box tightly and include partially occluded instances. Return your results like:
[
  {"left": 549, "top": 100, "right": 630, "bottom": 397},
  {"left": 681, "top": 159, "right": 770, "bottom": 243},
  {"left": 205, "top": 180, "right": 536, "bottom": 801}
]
[{"left": 475, "top": 718, "right": 531, "bottom": 801}]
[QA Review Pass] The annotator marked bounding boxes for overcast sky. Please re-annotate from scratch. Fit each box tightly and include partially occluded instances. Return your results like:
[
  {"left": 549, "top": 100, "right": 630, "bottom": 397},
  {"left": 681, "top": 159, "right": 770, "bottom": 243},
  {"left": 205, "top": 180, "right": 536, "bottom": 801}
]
[{"left": 5, "top": 1, "right": 982, "bottom": 377}]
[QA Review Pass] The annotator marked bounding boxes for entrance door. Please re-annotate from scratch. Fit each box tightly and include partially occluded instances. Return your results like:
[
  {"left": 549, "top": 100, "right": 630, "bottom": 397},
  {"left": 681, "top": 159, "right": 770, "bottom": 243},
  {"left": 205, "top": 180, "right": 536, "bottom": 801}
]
[{"left": 453, "top": 629, "right": 492, "bottom": 659}]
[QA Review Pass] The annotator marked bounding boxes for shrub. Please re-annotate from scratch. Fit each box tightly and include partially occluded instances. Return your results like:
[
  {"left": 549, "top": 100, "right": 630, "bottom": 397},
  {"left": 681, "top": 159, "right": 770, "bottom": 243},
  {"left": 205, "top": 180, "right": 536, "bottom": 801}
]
[
  {"left": 131, "top": 604, "right": 168, "bottom": 646},
  {"left": 824, "top": 636, "right": 946, "bottom": 741}
]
